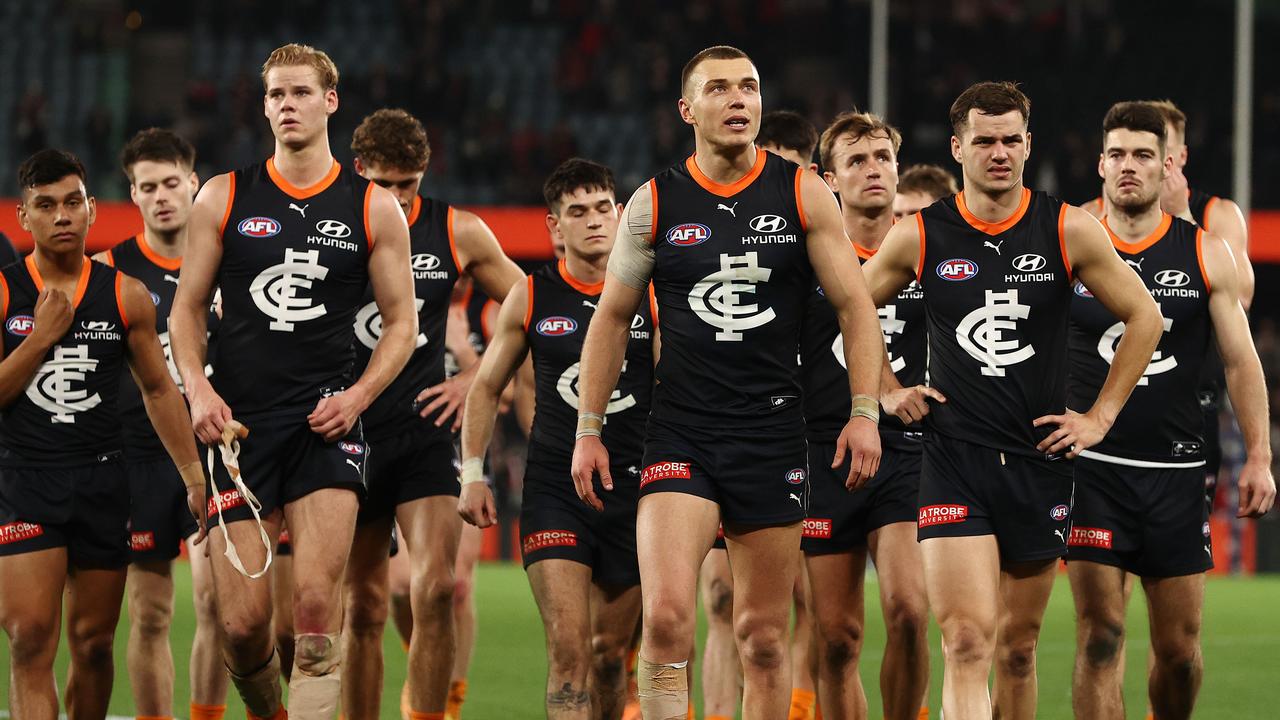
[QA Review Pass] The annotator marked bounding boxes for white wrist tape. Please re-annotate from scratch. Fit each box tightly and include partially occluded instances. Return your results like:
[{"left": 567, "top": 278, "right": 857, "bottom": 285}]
[{"left": 460, "top": 457, "right": 485, "bottom": 486}]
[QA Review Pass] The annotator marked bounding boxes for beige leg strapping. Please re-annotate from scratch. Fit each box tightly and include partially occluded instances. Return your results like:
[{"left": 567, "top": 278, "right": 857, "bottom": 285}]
[
  {"left": 288, "top": 633, "right": 342, "bottom": 720},
  {"left": 636, "top": 658, "right": 689, "bottom": 720},
  {"left": 229, "top": 648, "right": 283, "bottom": 719}
]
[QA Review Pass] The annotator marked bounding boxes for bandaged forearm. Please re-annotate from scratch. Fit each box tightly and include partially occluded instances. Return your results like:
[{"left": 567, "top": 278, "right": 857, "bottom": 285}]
[{"left": 178, "top": 461, "right": 205, "bottom": 490}]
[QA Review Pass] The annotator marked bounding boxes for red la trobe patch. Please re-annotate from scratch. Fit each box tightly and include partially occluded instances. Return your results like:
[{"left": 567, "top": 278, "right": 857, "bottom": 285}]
[
  {"left": 523, "top": 530, "right": 578, "bottom": 554},
  {"left": 918, "top": 504, "right": 969, "bottom": 528},
  {"left": 641, "top": 461, "right": 691, "bottom": 489},
  {"left": 1068, "top": 526, "right": 1113, "bottom": 549},
  {"left": 131, "top": 531, "right": 156, "bottom": 551},
  {"left": 207, "top": 488, "right": 245, "bottom": 516},
  {"left": 0, "top": 521, "right": 43, "bottom": 544},
  {"left": 802, "top": 518, "right": 832, "bottom": 539}
]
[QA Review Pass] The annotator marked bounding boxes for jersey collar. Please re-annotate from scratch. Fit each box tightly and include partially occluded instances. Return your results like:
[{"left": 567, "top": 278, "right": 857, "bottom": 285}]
[{"left": 26, "top": 254, "right": 92, "bottom": 309}]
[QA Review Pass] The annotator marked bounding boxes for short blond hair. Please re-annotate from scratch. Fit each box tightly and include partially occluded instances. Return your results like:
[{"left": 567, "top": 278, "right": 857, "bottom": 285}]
[
  {"left": 261, "top": 43, "right": 339, "bottom": 91},
  {"left": 1145, "top": 99, "right": 1187, "bottom": 139},
  {"left": 819, "top": 111, "right": 901, "bottom": 171}
]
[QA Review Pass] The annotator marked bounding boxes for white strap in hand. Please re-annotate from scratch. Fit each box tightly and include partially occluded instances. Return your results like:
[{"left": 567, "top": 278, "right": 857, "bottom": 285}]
[{"left": 206, "top": 432, "right": 273, "bottom": 579}]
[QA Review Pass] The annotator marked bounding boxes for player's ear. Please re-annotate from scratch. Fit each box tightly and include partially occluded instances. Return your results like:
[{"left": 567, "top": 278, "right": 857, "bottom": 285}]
[
  {"left": 325, "top": 88, "right": 339, "bottom": 115},
  {"left": 16, "top": 199, "right": 29, "bottom": 231},
  {"left": 1096, "top": 153, "right": 1105, "bottom": 180},
  {"left": 1024, "top": 131, "right": 1031, "bottom": 161},
  {"left": 677, "top": 97, "right": 696, "bottom": 127},
  {"left": 188, "top": 171, "right": 200, "bottom": 197},
  {"left": 950, "top": 135, "right": 963, "bottom": 164},
  {"left": 615, "top": 202, "right": 624, "bottom": 216},
  {"left": 545, "top": 212, "right": 560, "bottom": 238},
  {"left": 353, "top": 156, "right": 366, "bottom": 176},
  {"left": 822, "top": 170, "right": 839, "bottom": 194},
  {"left": 86, "top": 196, "right": 97, "bottom": 226},
  {"left": 807, "top": 163, "right": 818, "bottom": 174}
]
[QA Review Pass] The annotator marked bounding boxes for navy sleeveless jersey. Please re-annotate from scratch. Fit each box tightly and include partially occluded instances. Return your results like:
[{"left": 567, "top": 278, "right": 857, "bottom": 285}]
[
  {"left": 214, "top": 159, "right": 372, "bottom": 418},
  {"left": 918, "top": 189, "right": 1073, "bottom": 457},
  {"left": 106, "top": 235, "right": 220, "bottom": 458},
  {"left": 0, "top": 258, "right": 128, "bottom": 464},
  {"left": 353, "top": 196, "right": 460, "bottom": 440},
  {"left": 650, "top": 148, "right": 811, "bottom": 427},
  {"left": 1068, "top": 215, "right": 1211, "bottom": 464},
  {"left": 801, "top": 244, "right": 926, "bottom": 444},
  {"left": 1187, "top": 188, "right": 1217, "bottom": 230},
  {"left": 526, "top": 259, "right": 654, "bottom": 470}
]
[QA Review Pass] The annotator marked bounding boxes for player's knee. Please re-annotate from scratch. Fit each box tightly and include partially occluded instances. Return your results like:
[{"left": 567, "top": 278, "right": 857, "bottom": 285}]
[
  {"left": 942, "top": 620, "right": 995, "bottom": 667},
  {"left": 883, "top": 596, "right": 928, "bottom": 648},
  {"left": 292, "top": 585, "right": 340, "bottom": 634},
  {"left": 1081, "top": 618, "right": 1125, "bottom": 669},
  {"left": 294, "top": 633, "right": 340, "bottom": 677},
  {"left": 412, "top": 570, "right": 456, "bottom": 618},
  {"left": 997, "top": 637, "right": 1038, "bottom": 680},
  {"left": 704, "top": 578, "right": 734, "bottom": 625},
  {"left": 1152, "top": 624, "right": 1202, "bottom": 678},
  {"left": 130, "top": 594, "right": 173, "bottom": 639},
  {"left": 6, "top": 618, "right": 58, "bottom": 667},
  {"left": 224, "top": 612, "right": 273, "bottom": 651},
  {"left": 590, "top": 636, "right": 627, "bottom": 686},
  {"left": 68, "top": 627, "right": 116, "bottom": 667},
  {"left": 192, "top": 582, "right": 219, "bottom": 625},
  {"left": 735, "top": 619, "right": 787, "bottom": 673},
  {"left": 818, "top": 620, "right": 863, "bottom": 672},
  {"left": 547, "top": 634, "right": 590, "bottom": 678},
  {"left": 345, "top": 588, "right": 389, "bottom": 638},
  {"left": 452, "top": 573, "right": 474, "bottom": 609},
  {"left": 643, "top": 599, "right": 694, "bottom": 652}
]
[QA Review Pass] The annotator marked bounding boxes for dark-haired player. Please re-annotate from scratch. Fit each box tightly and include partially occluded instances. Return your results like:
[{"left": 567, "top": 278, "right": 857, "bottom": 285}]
[
  {"left": 803, "top": 110, "right": 933, "bottom": 720},
  {"left": 460, "top": 158, "right": 653, "bottom": 719},
  {"left": 573, "top": 46, "right": 885, "bottom": 718},
  {"left": 97, "top": 128, "right": 228, "bottom": 720},
  {"left": 1067, "top": 101, "right": 1274, "bottom": 720},
  {"left": 894, "top": 164, "right": 958, "bottom": 220},
  {"left": 342, "top": 108, "right": 523, "bottom": 720},
  {"left": 170, "top": 44, "right": 417, "bottom": 720},
  {"left": 861, "top": 82, "right": 1162, "bottom": 720},
  {"left": 0, "top": 149, "right": 206, "bottom": 720}
]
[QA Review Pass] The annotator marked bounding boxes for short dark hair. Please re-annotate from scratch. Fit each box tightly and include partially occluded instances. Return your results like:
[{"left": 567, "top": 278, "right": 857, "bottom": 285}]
[
  {"left": 351, "top": 109, "right": 431, "bottom": 172},
  {"left": 949, "top": 81, "right": 1030, "bottom": 136},
  {"left": 1102, "top": 101, "right": 1168, "bottom": 153},
  {"left": 819, "top": 111, "right": 902, "bottom": 171},
  {"left": 681, "top": 45, "right": 753, "bottom": 97},
  {"left": 18, "top": 149, "right": 86, "bottom": 191},
  {"left": 120, "top": 128, "right": 197, "bottom": 183},
  {"left": 543, "top": 158, "right": 616, "bottom": 214},
  {"left": 1144, "top": 99, "right": 1187, "bottom": 139},
  {"left": 757, "top": 111, "right": 819, "bottom": 164},
  {"left": 897, "top": 164, "right": 959, "bottom": 202}
]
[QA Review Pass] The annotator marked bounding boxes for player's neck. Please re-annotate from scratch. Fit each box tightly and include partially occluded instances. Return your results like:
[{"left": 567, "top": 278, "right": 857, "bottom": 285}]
[
  {"left": 143, "top": 225, "right": 186, "bottom": 259},
  {"left": 961, "top": 180, "right": 1025, "bottom": 222},
  {"left": 842, "top": 203, "right": 893, "bottom": 253},
  {"left": 563, "top": 252, "right": 606, "bottom": 286},
  {"left": 271, "top": 140, "right": 335, "bottom": 187},
  {"left": 691, "top": 140, "right": 758, "bottom": 184},
  {"left": 32, "top": 244, "right": 86, "bottom": 283},
  {"left": 1107, "top": 202, "right": 1164, "bottom": 245}
]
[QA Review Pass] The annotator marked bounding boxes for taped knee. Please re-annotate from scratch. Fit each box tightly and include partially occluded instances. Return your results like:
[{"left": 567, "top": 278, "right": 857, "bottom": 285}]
[
  {"left": 294, "top": 633, "right": 340, "bottom": 676},
  {"left": 636, "top": 658, "right": 689, "bottom": 720},
  {"left": 228, "top": 648, "right": 283, "bottom": 719}
]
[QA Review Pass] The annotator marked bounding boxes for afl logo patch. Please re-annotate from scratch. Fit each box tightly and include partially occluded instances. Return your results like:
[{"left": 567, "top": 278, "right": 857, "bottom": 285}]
[
  {"left": 238, "top": 217, "right": 281, "bottom": 237},
  {"left": 339, "top": 441, "right": 364, "bottom": 455},
  {"left": 1155, "top": 269, "right": 1190, "bottom": 288},
  {"left": 1073, "top": 282, "right": 1093, "bottom": 298},
  {"left": 6, "top": 315, "right": 34, "bottom": 336},
  {"left": 785, "top": 468, "right": 807, "bottom": 484},
  {"left": 149, "top": 291, "right": 161, "bottom": 305},
  {"left": 537, "top": 316, "right": 578, "bottom": 336},
  {"left": 936, "top": 258, "right": 979, "bottom": 281},
  {"left": 666, "top": 223, "right": 710, "bottom": 247},
  {"left": 1049, "top": 504, "right": 1070, "bottom": 522}
]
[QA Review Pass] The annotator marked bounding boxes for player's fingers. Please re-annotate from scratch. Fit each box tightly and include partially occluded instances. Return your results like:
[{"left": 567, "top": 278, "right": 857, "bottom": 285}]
[
  {"left": 420, "top": 394, "right": 452, "bottom": 419},
  {"left": 831, "top": 440, "right": 847, "bottom": 470},
  {"left": 1238, "top": 483, "right": 1257, "bottom": 518},
  {"left": 585, "top": 488, "right": 603, "bottom": 513},
  {"left": 1045, "top": 434, "right": 1075, "bottom": 455},
  {"left": 416, "top": 385, "right": 445, "bottom": 402},
  {"left": 1036, "top": 427, "right": 1069, "bottom": 453},
  {"left": 1033, "top": 414, "right": 1065, "bottom": 428},
  {"left": 433, "top": 399, "right": 462, "bottom": 427},
  {"left": 484, "top": 493, "right": 498, "bottom": 527},
  {"left": 920, "top": 386, "right": 947, "bottom": 403}
]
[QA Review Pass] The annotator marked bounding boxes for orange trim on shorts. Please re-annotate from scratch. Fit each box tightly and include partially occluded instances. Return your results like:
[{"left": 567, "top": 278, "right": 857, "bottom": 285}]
[
  {"left": 955, "top": 187, "right": 1031, "bottom": 236},
  {"left": 218, "top": 172, "right": 236, "bottom": 238},
  {"left": 522, "top": 275, "right": 535, "bottom": 332},
  {"left": 1102, "top": 212, "right": 1171, "bottom": 255},
  {"left": 481, "top": 298, "right": 499, "bottom": 341},
  {"left": 648, "top": 283, "right": 659, "bottom": 328},
  {"left": 363, "top": 182, "right": 375, "bottom": 250},
  {"left": 1196, "top": 228, "right": 1212, "bottom": 294},
  {"left": 914, "top": 213, "right": 927, "bottom": 282},
  {"left": 1058, "top": 203, "right": 1073, "bottom": 282},
  {"left": 684, "top": 148, "right": 767, "bottom": 198},
  {"left": 266, "top": 157, "right": 341, "bottom": 200},
  {"left": 114, "top": 272, "right": 130, "bottom": 330},
  {"left": 137, "top": 232, "right": 182, "bottom": 271},
  {"left": 648, "top": 180, "right": 659, "bottom": 243},
  {"left": 27, "top": 255, "right": 92, "bottom": 309},
  {"left": 447, "top": 207, "right": 463, "bottom": 272},
  {"left": 1202, "top": 196, "right": 1219, "bottom": 233},
  {"left": 406, "top": 195, "right": 422, "bottom": 227},
  {"left": 557, "top": 258, "right": 604, "bottom": 295},
  {"left": 794, "top": 166, "right": 808, "bottom": 231}
]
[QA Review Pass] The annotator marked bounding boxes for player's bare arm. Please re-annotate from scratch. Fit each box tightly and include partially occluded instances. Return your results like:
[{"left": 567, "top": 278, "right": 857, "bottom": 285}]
[
  {"left": 171, "top": 172, "right": 229, "bottom": 445},
  {"left": 1035, "top": 207, "right": 1161, "bottom": 456},
  {"left": 1202, "top": 232, "right": 1275, "bottom": 517},
  {"left": 800, "top": 169, "right": 884, "bottom": 487},
  {"left": 458, "top": 278, "right": 532, "bottom": 528},
  {"left": 1206, "top": 198, "right": 1255, "bottom": 308},
  {"left": 415, "top": 210, "right": 524, "bottom": 430},
  {"left": 0, "top": 287, "right": 73, "bottom": 405},
  {"left": 308, "top": 184, "right": 415, "bottom": 441},
  {"left": 121, "top": 273, "right": 208, "bottom": 543},
  {"left": 570, "top": 183, "right": 653, "bottom": 511}
]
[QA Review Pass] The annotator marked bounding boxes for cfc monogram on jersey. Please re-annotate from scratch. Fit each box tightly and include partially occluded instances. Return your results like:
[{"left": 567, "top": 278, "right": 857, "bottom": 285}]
[
  {"left": 105, "top": 234, "right": 219, "bottom": 458},
  {"left": 1, "top": 258, "right": 127, "bottom": 464},
  {"left": 1068, "top": 215, "right": 1211, "bottom": 464},
  {"left": 214, "top": 158, "right": 371, "bottom": 416},
  {"left": 919, "top": 188, "right": 1073, "bottom": 456},
  {"left": 801, "top": 244, "right": 926, "bottom": 444},
  {"left": 526, "top": 260, "right": 654, "bottom": 469},
  {"left": 353, "top": 197, "right": 460, "bottom": 440},
  {"left": 650, "top": 148, "right": 811, "bottom": 427}
]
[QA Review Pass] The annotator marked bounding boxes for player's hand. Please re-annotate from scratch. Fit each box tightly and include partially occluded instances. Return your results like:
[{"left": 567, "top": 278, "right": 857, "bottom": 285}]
[
  {"left": 1237, "top": 458, "right": 1276, "bottom": 519},
  {"left": 1161, "top": 164, "right": 1190, "bottom": 217},
  {"left": 188, "top": 384, "right": 233, "bottom": 445},
  {"left": 457, "top": 482, "right": 498, "bottom": 528},
  {"left": 416, "top": 365, "right": 476, "bottom": 432},
  {"left": 1033, "top": 409, "right": 1109, "bottom": 458},
  {"left": 834, "top": 416, "right": 881, "bottom": 491},
  {"left": 308, "top": 388, "right": 367, "bottom": 442},
  {"left": 31, "top": 288, "right": 74, "bottom": 346},
  {"left": 186, "top": 484, "right": 208, "bottom": 546},
  {"left": 570, "top": 435, "right": 611, "bottom": 512},
  {"left": 880, "top": 385, "right": 947, "bottom": 424}
]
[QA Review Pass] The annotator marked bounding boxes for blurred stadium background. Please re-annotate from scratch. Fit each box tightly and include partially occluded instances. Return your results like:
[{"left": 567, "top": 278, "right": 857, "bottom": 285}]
[{"left": 2, "top": 0, "right": 1280, "bottom": 716}]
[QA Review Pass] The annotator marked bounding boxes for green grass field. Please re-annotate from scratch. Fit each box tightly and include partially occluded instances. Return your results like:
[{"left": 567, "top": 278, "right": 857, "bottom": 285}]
[{"left": 2, "top": 563, "right": 1278, "bottom": 719}]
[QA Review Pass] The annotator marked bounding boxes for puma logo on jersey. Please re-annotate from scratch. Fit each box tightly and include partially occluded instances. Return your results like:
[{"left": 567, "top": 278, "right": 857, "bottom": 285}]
[
  {"left": 717, "top": 202, "right": 738, "bottom": 217},
  {"left": 289, "top": 202, "right": 309, "bottom": 217},
  {"left": 1126, "top": 257, "right": 1145, "bottom": 273},
  {"left": 163, "top": 274, "right": 180, "bottom": 285},
  {"left": 556, "top": 360, "right": 636, "bottom": 415},
  {"left": 25, "top": 345, "right": 102, "bottom": 422},
  {"left": 984, "top": 239, "right": 1005, "bottom": 255},
  {"left": 955, "top": 289, "right": 1035, "bottom": 376},
  {"left": 583, "top": 300, "right": 598, "bottom": 310},
  {"left": 249, "top": 248, "right": 329, "bottom": 332},
  {"left": 688, "top": 252, "right": 775, "bottom": 341},
  {"left": 345, "top": 458, "right": 362, "bottom": 474}
]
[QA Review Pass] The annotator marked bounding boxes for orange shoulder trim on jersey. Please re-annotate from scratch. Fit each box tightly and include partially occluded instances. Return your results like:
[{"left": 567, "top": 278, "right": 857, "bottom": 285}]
[
  {"left": 648, "top": 282, "right": 659, "bottom": 327},
  {"left": 1103, "top": 213, "right": 1171, "bottom": 255},
  {"left": 685, "top": 148, "right": 767, "bottom": 198},
  {"left": 447, "top": 207, "right": 463, "bottom": 272},
  {"left": 102, "top": 248, "right": 116, "bottom": 267},
  {"left": 138, "top": 233, "right": 182, "bottom": 271},
  {"left": 794, "top": 167, "right": 809, "bottom": 232},
  {"left": 522, "top": 275, "right": 535, "bottom": 333},
  {"left": 914, "top": 213, "right": 926, "bottom": 282},
  {"left": 1196, "top": 228, "right": 1212, "bottom": 294},
  {"left": 481, "top": 298, "right": 499, "bottom": 341},
  {"left": 853, "top": 243, "right": 876, "bottom": 261},
  {"left": 1057, "top": 203, "right": 1072, "bottom": 282},
  {"left": 114, "top": 272, "right": 130, "bottom": 331},
  {"left": 218, "top": 172, "right": 236, "bottom": 238},
  {"left": 406, "top": 195, "right": 423, "bottom": 227},
  {"left": 648, "top": 180, "right": 659, "bottom": 244},
  {"left": 1202, "top": 196, "right": 1219, "bottom": 233},
  {"left": 956, "top": 187, "right": 1031, "bottom": 236},
  {"left": 363, "top": 182, "right": 375, "bottom": 250},
  {"left": 29, "top": 255, "right": 92, "bottom": 309},
  {"left": 0, "top": 271, "right": 9, "bottom": 320},
  {"left": 266, "top": 157, "right": 341, "bottom": 200}
]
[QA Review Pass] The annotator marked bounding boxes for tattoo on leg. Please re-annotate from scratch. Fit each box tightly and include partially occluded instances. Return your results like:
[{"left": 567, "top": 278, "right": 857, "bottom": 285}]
[{"left": 547, "top": 682, "right": 589, "bottom": 709}]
